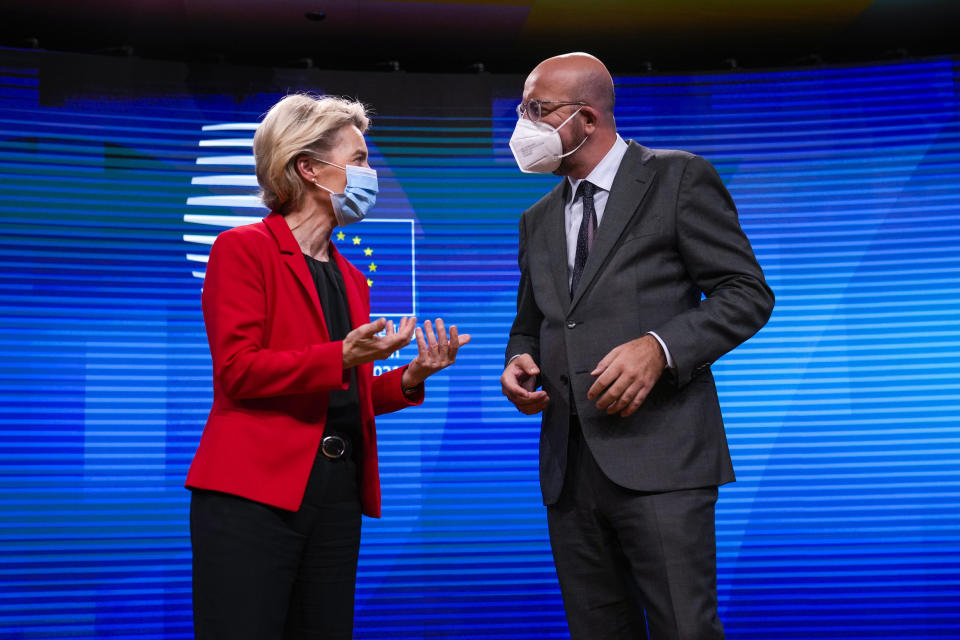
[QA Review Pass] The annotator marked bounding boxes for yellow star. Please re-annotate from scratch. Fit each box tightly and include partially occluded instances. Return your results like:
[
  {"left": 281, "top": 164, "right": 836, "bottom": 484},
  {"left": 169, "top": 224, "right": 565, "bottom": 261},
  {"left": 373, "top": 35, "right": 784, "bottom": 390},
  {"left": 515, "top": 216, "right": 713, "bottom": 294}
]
[
  {"left": 364, "top": 247, "right": 373, "bottom": 257},
  {"left": 366, "top": 278, "right": 374, "bottom": 287},
  {"left": 336, "top": 231, "right": 345, "bottom": 241},
  {"left": 368, "top": 262, "right": 377, "bottom": 273},
  {"left": 352, "top": 236, "right": 362, "bottom": 245}
]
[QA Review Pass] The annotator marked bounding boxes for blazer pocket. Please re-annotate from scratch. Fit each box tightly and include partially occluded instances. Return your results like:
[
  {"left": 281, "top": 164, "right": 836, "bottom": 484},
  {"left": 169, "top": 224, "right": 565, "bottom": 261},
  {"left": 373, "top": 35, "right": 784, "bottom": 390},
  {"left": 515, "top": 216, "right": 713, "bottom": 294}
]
[{"left": 622, "top": 216, "right": 662, "bottom": 241}]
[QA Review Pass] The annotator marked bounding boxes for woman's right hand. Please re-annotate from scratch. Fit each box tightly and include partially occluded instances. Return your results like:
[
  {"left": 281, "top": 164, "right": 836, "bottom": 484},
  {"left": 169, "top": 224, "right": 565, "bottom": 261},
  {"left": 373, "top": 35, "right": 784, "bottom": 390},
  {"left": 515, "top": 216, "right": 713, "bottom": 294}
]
[{"left": 342, "top": 317, "right": 416, "bottom": 368}]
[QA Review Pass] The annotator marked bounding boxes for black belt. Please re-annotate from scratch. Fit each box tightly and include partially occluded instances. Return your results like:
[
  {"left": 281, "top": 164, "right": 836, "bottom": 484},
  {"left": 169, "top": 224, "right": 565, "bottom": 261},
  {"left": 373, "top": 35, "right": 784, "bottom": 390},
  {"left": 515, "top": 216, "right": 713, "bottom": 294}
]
[{"left": 320, "top": 433, "right": 352, "bottom": 460}]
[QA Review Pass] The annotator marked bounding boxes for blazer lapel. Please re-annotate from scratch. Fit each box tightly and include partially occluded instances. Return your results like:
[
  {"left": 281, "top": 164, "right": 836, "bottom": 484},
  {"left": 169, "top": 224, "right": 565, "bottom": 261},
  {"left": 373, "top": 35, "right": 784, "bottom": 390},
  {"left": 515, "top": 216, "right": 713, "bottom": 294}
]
[
  {"left": 263, "top": 212, "right": 330, "bottom": 341},
  {"left": 569, "top": 143, "right": 656, "bottom": 312},
  {"left": 546, "top": 181, "right": 573, "bottom": 308}
]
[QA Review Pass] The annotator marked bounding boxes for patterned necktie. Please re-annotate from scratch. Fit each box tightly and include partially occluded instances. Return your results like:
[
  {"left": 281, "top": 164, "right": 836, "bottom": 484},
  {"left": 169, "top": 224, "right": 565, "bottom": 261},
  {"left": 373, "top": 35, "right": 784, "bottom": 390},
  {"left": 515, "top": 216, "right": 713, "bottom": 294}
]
[{"left": 570, "top": 180, "right": 597, "bottom": 298}]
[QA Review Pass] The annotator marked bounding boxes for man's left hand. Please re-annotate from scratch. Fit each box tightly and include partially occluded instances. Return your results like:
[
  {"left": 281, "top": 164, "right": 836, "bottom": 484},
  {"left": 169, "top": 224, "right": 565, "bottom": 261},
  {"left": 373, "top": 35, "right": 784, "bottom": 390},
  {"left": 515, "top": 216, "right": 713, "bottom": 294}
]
[{"left": 587, "top": 335, "right": 667, "bottom": 417}]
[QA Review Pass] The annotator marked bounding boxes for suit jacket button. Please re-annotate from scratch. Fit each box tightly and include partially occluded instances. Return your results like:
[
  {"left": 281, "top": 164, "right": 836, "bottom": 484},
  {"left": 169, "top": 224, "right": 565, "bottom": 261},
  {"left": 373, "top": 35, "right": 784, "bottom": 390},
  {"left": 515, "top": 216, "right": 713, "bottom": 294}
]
[
  {"left": 566, "top": 321, "right": 577, "bottom": 329},
  {"left": 560, "top": 374, "right": 569, "bottom": 385}
]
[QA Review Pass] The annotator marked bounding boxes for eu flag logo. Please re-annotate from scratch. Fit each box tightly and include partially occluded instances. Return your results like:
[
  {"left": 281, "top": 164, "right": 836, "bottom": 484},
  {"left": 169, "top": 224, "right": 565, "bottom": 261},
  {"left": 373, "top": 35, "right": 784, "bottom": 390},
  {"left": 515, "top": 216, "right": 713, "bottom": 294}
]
[{"left": 332, "top": 222, "right": 415, "bottom": 317}]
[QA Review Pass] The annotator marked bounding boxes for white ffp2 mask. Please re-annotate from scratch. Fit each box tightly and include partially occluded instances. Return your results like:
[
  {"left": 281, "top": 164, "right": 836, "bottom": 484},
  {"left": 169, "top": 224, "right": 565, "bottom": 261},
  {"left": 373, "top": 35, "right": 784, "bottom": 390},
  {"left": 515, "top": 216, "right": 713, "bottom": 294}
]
[{"left": 508, "top": 108, "right": 588, "bottom": 174}]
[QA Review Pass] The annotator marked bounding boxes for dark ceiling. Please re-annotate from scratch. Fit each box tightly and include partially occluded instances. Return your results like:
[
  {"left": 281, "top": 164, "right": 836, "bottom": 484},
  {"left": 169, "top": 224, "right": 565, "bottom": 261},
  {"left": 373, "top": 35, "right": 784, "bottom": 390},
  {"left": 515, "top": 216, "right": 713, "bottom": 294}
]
[{"left": 3, "top": 0, "right": 959, "bottom": 74}]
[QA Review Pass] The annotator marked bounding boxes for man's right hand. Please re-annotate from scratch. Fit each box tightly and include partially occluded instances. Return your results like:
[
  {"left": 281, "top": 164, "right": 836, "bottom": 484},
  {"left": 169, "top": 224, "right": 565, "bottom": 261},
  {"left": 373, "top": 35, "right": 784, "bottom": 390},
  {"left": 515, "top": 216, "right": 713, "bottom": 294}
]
[{"left": 501, "top": 353, "right": 550, "bottom": 415}]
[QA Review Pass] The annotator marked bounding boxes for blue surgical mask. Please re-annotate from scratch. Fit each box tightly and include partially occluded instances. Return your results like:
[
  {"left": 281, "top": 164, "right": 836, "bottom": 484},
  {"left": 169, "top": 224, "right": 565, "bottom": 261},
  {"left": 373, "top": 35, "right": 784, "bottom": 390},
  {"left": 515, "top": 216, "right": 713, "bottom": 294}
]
[{"left": 313, "top": 161, "right": 378, "bottom": 227}]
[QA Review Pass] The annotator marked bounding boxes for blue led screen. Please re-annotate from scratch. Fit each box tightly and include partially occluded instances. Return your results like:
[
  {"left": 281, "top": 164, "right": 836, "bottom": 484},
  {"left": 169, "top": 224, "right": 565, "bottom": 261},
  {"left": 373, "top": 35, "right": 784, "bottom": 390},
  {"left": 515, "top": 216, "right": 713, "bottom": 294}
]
[{"left": 1, "top": 49, "right": 959, "bottom": 639}]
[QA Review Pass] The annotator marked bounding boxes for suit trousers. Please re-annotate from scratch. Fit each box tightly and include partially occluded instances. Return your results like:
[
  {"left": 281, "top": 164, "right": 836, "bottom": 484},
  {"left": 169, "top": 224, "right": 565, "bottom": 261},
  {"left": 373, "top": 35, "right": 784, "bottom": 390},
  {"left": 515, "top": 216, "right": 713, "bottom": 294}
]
[
  {"left": 546, "top": 417, "right": 725, "bottom": 640},
  {"left": 190, "top": 449, "right": 362, "bottom": 639}
]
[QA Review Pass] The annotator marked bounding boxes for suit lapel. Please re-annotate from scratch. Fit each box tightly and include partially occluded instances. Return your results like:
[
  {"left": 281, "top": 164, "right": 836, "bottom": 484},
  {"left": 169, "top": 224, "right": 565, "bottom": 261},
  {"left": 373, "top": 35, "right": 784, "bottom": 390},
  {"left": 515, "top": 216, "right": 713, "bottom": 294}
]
[
  {"left": 263, "top": 212, "right": 330, "bottom": 341},
  {"left": 569, "top": 143, "right": 656, "bottom": 313},
  {"left": 546, "top": 182, "right": 573, "bottom": 308}
]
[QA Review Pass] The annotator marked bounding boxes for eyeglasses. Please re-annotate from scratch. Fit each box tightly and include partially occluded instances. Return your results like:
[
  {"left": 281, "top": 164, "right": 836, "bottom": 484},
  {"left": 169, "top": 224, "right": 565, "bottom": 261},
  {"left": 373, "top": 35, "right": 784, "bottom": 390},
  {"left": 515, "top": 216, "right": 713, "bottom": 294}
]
[{"left": 516, "top": 100, "right": 587, "bottom": 122}]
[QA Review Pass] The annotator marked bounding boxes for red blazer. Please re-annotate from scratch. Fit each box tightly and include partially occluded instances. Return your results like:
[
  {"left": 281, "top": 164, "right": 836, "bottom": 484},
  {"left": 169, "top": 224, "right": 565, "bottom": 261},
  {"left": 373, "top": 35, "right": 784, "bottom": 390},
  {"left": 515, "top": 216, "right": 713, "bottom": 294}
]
[{"left": 185, "top": 212, "right": 422, "bottom": 517}]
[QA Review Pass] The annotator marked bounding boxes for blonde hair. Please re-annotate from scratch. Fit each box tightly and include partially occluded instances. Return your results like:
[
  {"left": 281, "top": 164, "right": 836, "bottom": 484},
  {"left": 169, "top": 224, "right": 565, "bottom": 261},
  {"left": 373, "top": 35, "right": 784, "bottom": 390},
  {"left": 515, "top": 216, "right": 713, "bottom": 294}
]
[{"left": 253, "top": 93, "right": 369, "bottom": 213}]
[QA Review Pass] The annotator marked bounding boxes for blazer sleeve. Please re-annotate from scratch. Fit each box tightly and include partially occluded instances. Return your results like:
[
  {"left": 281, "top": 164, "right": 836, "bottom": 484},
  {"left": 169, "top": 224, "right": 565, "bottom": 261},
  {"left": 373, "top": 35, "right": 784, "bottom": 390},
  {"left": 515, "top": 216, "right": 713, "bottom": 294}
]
[
  {"left": 652, "top": 154, "right": 775, "bottom": 387},
  {"left": 372, "top": 364, "right": 424, "bottom": 415},
  {"left": 504, "top": 213, "right": 544, "bottom": 367},
  {"left": 203, "top": 229, "right": 350, "bottom": 400}
]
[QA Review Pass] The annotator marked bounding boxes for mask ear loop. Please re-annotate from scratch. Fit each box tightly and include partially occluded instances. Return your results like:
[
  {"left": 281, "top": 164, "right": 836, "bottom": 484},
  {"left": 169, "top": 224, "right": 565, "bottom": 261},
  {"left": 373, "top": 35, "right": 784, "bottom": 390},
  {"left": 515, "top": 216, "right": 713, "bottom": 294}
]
[
  {"left": 558, "top": 134, "right": 589, "bottom": 159},
  {"left": 553, "top": 107, "right": 583, "bottom": 132},
  {"left": 312, "top": 179, "right": 335, "bottom": 195},
  {"left": 310, "top": 157, "right": 343, "bottom": 194},
  {"left": 316, "top": 159, "right": 346, "bottom": 171},
  {"left": 553, "top": 108, "right": 589, "bottom": 159}
]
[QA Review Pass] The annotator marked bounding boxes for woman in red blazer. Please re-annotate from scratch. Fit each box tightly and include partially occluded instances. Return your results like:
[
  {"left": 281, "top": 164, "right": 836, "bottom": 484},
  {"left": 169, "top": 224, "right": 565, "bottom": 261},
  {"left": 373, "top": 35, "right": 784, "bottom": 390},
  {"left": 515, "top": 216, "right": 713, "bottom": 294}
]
[{"left": 186, "top": 94, "right": 468, "bottom": 639}]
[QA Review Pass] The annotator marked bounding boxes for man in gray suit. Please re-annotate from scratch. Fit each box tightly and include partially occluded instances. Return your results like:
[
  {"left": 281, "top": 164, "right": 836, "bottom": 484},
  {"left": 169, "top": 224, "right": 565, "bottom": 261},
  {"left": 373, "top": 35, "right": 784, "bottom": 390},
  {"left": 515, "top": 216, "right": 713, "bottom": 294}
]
[{"left": 501, "top": 52, "right": 774, "bottom": 639}]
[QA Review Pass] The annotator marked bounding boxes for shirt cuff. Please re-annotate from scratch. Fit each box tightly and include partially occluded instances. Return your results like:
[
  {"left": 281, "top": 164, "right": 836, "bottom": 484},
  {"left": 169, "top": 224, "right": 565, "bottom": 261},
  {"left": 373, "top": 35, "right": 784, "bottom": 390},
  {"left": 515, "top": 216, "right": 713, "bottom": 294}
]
[{"left": 647, "top": 331, "right": 675, "bottom": 370}]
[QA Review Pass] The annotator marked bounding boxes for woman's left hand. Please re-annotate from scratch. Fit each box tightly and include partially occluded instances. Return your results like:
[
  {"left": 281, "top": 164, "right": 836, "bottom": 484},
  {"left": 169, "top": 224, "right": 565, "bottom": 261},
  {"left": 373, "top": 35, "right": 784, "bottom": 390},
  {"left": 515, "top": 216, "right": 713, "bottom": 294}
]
[{"left": 401, "top": 318, "right": 471, "bottom": 389}]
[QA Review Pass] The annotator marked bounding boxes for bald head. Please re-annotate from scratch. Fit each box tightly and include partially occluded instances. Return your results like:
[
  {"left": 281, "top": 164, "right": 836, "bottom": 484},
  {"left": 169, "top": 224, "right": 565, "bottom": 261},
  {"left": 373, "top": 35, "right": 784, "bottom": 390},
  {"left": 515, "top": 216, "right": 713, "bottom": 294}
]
[
  {"left": 526, "top": 52, "right": 615, "bottom": 119},
  {"left": 519, "top": 52, "right": 617, "bottom": 177}
]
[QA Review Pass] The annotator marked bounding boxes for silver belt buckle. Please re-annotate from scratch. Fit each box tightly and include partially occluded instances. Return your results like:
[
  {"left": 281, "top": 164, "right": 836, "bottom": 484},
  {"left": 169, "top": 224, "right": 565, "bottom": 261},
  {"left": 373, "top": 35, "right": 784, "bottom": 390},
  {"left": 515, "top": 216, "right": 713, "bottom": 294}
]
[{"left": 321, "top": 434, "right": 347, "bottom": 459}]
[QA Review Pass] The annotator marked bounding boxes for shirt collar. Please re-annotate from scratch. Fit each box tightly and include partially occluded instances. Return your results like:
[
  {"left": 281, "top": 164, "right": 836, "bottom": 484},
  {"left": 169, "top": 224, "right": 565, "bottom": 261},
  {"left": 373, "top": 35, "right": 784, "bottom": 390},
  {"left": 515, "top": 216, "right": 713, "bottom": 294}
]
[{"left": 567, "top": 134, "right": 628, "bottom": 199}]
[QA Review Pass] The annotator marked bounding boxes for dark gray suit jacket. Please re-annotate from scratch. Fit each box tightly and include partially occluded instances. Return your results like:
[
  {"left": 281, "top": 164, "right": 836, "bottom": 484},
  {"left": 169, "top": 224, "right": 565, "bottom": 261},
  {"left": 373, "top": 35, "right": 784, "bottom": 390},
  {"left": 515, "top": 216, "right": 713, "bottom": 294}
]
[{"left": 506, "top": 141, "right": 774, "bottom": 505}]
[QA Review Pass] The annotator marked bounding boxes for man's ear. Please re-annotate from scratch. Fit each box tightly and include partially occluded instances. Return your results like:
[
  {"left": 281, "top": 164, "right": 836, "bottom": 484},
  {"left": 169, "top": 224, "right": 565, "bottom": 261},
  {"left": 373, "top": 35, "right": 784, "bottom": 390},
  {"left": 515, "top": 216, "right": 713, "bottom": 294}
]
[{"left": 580, "top": 106, "right": 600, "bottom": 135}]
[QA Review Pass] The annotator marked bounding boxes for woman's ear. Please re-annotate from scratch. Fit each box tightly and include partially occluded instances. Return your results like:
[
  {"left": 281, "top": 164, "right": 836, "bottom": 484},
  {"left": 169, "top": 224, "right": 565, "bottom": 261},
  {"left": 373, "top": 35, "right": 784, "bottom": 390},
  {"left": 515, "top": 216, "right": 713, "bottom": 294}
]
[{"left": 295, "top": 156, "right": 316, "bottom": 183}]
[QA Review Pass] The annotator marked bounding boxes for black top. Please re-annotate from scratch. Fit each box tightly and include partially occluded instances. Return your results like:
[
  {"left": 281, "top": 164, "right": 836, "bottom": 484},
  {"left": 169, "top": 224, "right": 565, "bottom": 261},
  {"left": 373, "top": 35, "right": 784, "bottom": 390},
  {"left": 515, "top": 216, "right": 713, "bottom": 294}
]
[{"left": 303, "top": 254, "right": 361, "bottom": 444}]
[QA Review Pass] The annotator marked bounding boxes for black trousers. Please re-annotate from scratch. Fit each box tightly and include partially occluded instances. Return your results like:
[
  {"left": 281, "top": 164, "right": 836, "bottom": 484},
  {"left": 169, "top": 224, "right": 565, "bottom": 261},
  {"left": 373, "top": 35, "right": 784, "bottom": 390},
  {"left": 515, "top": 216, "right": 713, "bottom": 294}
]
[
  {"left": 546, "top": 417, "right": 725, "bottom": 640},
  {"left": 190, "top": 450, "right": 362, "bottom": 639}
]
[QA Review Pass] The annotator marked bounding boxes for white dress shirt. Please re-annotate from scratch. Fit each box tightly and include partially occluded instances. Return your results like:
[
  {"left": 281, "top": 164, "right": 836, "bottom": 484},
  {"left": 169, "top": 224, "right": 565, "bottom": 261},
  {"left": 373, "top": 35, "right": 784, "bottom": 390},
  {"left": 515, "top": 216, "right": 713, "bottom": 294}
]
[{"left": 564, "top": 135, "right": 676, "bottom": 370}]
